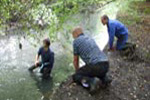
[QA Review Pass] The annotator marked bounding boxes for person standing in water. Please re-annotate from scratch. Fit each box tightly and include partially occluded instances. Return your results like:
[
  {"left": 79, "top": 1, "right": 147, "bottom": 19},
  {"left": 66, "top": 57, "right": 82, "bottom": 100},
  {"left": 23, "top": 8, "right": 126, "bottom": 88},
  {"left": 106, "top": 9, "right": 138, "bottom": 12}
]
[{"left": 28, "top": 38, "right": 54, "bottom": 79}]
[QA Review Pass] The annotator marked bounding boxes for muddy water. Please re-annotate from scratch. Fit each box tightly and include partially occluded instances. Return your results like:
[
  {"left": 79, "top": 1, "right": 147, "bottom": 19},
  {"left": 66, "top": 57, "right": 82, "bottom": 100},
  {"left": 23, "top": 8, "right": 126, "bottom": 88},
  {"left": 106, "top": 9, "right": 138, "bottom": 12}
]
[{"left": 0, "top": 1, "right": 120, "bottom": 100}]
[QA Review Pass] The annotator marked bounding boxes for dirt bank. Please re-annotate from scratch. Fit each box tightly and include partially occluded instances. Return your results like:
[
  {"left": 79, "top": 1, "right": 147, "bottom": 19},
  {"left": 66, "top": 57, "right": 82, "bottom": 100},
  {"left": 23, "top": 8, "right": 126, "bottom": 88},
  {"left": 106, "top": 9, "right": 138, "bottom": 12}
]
[
  {"left": 117, "top": 0, "right": 150, "bottom": 63},
  {"left": 51, "top": 1, "right": 150, "bottom": 100},
  {"left": 51, "top": 51, "right": 150, "bottom": 100}
]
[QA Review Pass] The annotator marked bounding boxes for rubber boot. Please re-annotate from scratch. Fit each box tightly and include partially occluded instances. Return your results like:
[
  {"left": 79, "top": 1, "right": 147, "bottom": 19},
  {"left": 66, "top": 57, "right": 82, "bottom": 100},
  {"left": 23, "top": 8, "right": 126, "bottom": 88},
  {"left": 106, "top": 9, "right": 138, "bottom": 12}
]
[
  {"left": 89, "top": 77, "right": 101, "bottom": 94},
  {"left": 42, "top": 68, "right": 51, "bottom": 79},
  {"left": 28, "top": 65, "right": 36, "bottom": 72},
  {"left": 101, "top": 76, "right": 112, "bottom": 89}
]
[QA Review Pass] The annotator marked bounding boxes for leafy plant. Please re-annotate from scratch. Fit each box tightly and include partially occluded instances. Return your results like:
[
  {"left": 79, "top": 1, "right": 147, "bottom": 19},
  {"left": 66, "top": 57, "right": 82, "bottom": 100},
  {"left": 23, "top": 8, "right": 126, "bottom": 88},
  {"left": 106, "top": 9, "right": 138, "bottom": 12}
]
[{"left": 0, "top": 0, "right": 110, "bottom": 41}]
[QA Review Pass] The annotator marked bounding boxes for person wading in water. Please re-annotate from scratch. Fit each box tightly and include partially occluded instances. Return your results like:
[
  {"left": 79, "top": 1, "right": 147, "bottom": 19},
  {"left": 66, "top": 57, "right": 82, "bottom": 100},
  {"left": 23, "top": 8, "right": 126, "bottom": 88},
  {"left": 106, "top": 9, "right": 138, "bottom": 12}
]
[{"left": 28, "top": 38, "right": 54, "bottom": 79}]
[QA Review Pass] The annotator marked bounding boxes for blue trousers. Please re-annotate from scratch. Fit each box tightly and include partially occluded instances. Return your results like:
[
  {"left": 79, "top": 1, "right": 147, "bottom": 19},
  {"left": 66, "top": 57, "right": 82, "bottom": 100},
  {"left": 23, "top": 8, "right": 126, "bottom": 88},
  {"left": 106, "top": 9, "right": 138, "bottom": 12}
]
[{"left": 116, "top": 34, "right": 128, "bottom": 50}]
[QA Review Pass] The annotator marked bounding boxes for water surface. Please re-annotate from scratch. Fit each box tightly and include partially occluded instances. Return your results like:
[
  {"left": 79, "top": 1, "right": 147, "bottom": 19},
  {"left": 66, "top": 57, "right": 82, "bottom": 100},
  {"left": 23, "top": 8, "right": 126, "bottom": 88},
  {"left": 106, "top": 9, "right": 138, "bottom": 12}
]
[{"left": 0, "top": 1, "right": 120, "bottom": 100}]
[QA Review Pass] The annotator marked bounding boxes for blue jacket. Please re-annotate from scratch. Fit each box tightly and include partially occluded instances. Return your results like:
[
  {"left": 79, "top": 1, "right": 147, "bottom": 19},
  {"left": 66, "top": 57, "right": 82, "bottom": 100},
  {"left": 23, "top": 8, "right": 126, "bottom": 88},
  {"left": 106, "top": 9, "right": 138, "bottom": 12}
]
[
  {"left": 107, "top": 19, "right": 128, "bottom": 48},
  {"left": 38, "top": 47, "right": 54, "bottom": 68}
]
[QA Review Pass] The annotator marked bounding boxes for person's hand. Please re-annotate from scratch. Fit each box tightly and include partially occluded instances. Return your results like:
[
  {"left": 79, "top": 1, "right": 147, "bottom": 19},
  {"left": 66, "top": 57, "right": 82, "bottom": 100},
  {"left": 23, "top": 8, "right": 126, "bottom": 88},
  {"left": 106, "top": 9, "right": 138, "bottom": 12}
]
[
  {"left": 108, "top": 47, "right": 116, "bottom": 52},
  {"left": 35, "top": 60, "right": 39, "bottom": 66}
]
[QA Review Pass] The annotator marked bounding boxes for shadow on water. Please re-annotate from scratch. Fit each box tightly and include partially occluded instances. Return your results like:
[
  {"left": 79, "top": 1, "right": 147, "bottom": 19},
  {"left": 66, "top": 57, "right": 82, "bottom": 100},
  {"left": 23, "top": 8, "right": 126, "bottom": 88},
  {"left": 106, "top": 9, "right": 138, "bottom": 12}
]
[{"left": 29, "top": 72, "right": 54, "bottom": 100}]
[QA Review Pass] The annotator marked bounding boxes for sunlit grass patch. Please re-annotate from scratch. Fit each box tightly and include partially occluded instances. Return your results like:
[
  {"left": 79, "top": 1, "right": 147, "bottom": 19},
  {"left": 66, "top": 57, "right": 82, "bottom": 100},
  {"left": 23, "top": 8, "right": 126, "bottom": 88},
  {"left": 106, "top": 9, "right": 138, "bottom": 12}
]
[
  {"left": 117, "top": 0, "right": 149, "bottom": 25},
  {"left": 144, "top": 8, "right": 150, "bottom": 14}
]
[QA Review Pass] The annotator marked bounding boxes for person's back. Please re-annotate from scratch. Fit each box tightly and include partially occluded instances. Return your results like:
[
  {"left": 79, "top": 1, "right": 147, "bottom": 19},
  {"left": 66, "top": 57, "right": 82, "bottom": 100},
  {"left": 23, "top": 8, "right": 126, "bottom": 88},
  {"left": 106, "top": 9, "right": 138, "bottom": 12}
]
[
  {"left": 108, "top": 19, "right": 128, "bottom": 37},
  {"left": 72, "top": 28, "right": 111, "bottom": 93},
  {"left": 73, "top": 34, "right": 108, "bottom": 65},
  {"left": 101, "top": 15, "right": 129, "bottom": 50}
]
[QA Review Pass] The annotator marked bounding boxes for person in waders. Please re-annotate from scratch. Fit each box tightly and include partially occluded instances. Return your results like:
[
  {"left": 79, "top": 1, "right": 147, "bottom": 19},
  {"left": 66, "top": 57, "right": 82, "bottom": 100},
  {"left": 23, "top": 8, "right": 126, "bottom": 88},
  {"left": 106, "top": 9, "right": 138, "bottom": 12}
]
[{"left": 28, "top": 38, "right": 54, "bottom": 79}]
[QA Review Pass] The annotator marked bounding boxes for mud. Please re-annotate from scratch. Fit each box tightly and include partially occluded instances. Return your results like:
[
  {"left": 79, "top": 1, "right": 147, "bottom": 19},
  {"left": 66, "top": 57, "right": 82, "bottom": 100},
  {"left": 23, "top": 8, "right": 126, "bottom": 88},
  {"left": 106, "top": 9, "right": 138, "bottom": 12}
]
[{"left": 51, "top": 51, "right": 150, "bottom": 100}]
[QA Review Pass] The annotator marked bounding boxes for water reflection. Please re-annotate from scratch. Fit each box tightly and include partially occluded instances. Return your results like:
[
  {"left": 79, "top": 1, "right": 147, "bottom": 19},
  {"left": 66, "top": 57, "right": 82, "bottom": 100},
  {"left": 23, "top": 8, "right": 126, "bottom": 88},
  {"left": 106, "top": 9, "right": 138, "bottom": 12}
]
[{"left": 30, "top": 72, "right": 54, "bottom": 100}]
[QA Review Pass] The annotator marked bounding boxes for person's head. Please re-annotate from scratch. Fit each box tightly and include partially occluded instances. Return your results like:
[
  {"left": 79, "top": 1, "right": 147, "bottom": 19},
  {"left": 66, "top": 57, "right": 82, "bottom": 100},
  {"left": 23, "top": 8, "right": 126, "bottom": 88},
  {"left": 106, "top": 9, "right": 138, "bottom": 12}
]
[
  {"left": 43, "top": 38, "right": 50, "bottom": 48},
  {"left": 72, "top": 27, "right": 83, "bottom": 39},
  {"left": 101, "top": 15, "right": 109, "bottom": 25}
]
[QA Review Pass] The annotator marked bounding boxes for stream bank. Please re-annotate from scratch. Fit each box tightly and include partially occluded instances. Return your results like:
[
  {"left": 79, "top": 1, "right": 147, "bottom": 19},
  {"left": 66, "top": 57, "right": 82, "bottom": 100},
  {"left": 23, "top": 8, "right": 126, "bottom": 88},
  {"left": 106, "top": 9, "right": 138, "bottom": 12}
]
[
  {"left": 51, "top": 1, "right": 150, "bottom": 100},
  {"left": 117, "top": 0, "right": 150, "bottom": 63}
]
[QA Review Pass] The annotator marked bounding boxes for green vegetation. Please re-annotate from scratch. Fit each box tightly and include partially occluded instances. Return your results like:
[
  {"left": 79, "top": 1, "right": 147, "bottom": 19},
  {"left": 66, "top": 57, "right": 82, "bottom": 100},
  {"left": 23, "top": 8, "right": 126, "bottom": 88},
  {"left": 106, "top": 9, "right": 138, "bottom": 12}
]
[
  {"left": 117, "top": 0, "right": 141, "bottom": 25},
  {"left": 0, "top": 0, "right": 113, "bottom": 40},
  {"left": 118, "top": 0, "right": 150, "bottom": 62},
  {"left": 117, "top": 0, "right": 149, "bottom": 26},
  {"left": 144, "top": 8, "right": 150, "bottom": 14}
]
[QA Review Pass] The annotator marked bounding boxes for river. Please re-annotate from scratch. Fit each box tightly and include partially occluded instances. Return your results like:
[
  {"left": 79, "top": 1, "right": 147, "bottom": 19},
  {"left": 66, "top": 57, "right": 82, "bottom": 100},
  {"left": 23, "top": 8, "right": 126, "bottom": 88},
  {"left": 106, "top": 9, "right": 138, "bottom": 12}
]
[{"left": 0, "top": 1, "right": 120, "bottom": 100}]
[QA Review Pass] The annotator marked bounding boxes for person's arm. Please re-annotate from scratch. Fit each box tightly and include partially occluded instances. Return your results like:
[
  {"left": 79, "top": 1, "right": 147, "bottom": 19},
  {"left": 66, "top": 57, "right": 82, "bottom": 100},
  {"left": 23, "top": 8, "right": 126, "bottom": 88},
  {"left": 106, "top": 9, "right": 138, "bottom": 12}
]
[
  {"left": 50, "top": 52, "right": 54, "bottom": 69},
  {"left": 35, "top": 54, "right": 40, "bottom": 66},
  {"left": 73, "top": 55, "right": 79, "bottom": 71},
  {"left": 73, "top": 41, "right": 79, "bottom": 71},
  {"left": 35, "top": 54, "right": 40, "bottom": 62},
  {"left": 35, "top": 47, "right": 41, "bottom": 66},
  {"left": 108, "top": 23, "right": 116, "bottom": 50}
]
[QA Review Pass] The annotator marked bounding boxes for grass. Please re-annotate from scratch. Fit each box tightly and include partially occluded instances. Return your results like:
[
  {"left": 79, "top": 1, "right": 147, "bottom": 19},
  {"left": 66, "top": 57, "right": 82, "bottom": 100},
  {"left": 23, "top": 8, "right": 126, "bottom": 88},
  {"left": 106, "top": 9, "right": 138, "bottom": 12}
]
[
  {"left": 117, "top": 0, "right": 150, "bottom": 62},
  {"left": 144, "top": 8, "right": 150, "bottom": 14},
  {"left": 117, "top": 0, "right": 147, "bottom": 26}
]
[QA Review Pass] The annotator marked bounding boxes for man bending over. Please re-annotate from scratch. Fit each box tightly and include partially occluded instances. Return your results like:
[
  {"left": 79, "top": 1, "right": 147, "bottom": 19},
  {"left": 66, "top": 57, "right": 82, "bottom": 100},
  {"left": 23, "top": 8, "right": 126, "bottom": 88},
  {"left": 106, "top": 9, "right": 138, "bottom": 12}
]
[
  {"left": 72, "top": 27, "right": 111, "bottom": 93},
  {"left": 101, "top": 15, "right": 129, "bottom": 51}
]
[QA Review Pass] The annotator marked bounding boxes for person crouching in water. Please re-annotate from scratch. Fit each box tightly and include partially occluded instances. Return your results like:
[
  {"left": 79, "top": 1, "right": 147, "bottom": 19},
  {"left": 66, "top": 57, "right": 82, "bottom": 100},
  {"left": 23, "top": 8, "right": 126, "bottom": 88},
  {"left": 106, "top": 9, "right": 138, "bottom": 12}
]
[
  {"left": 28, "top": 38, "right": 54, "bottom": 79},
  {"left": 72, "top": 27, "right": 112, "bottom": 93}
]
